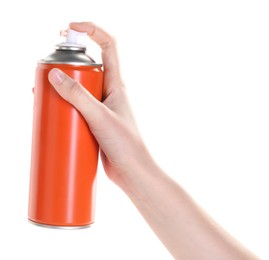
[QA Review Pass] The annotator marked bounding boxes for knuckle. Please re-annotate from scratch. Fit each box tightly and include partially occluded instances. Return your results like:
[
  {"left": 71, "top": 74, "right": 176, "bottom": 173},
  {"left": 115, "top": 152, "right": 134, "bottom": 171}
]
[
  {"left": 66, "top": 80, "right": 84, "bottom": 101},
  {"left": 101, "top": 35, "right": 116, "bottom": 50}
]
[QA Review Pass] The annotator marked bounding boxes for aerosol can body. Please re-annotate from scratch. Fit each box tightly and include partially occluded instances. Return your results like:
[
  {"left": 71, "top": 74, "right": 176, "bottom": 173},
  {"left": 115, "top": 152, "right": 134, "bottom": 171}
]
[{"left": 28, "top": 29, "right": 103, "bottom": 228}]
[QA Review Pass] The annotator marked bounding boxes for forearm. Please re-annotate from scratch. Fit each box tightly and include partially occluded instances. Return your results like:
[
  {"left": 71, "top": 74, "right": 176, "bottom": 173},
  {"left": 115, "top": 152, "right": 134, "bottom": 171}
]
[{"left": 116, "top": 151, "right": 259, "bottom": 260}]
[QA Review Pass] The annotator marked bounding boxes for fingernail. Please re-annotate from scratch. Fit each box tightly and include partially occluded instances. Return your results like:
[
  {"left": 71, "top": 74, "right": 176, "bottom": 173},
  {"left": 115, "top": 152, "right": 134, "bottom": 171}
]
[{"left": 49, "top": 68, "right": 65, "bottom": 85}]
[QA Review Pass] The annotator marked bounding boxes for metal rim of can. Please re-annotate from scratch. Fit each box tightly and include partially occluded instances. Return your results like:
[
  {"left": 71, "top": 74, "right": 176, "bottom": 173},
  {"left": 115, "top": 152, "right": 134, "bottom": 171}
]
[
  {"left": 28, "top": 219, "right": 92, "bottom": 230},
  {"left": 56, "top": 44, "right": 86, "bottom": 51},
  {"left": 38, "top": 45, "right": 102, "bottom": 66}
]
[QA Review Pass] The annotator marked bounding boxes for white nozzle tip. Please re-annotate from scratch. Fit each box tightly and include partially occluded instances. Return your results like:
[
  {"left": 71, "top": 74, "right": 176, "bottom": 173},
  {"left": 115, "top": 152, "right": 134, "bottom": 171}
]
[
  {"left": 66, "top": 29, "right": 87, "bottom": 44},
  {"left": 60, "top": 30, "right": 67, "bottom": 37}
]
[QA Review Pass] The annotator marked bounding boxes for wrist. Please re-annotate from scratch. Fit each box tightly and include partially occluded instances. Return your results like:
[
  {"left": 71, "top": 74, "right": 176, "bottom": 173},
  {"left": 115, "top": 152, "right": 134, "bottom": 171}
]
[{"left": 112, "top": 142, "right": 160, "bottom": 195}]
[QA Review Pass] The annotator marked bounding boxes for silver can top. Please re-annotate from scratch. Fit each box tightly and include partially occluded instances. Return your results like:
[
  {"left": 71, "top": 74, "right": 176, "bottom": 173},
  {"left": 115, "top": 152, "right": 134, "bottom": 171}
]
[{"left": 39, "top": 29, "right": 101, "bottom": 66}]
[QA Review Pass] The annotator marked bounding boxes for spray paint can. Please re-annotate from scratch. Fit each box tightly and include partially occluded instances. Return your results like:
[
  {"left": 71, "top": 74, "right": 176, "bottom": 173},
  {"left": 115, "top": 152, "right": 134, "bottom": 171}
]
[{"left": 28, "top": 29, "right": 103, "bottom": 228}]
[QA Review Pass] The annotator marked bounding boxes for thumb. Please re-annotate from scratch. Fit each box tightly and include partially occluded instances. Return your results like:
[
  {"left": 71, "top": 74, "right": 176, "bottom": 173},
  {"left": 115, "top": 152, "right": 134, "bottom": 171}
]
[{"left": 48, "top": 68, "right": 106, "bottom": 126}]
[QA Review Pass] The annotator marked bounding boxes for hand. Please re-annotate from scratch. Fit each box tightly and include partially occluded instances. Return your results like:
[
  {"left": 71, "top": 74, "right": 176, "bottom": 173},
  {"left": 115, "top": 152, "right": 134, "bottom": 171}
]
[
  {"left": 48, "top": 22, "right": 149, "bottom": 184},
  {"left": 49, "top": 22, "right": 258, "bottom": 260}
]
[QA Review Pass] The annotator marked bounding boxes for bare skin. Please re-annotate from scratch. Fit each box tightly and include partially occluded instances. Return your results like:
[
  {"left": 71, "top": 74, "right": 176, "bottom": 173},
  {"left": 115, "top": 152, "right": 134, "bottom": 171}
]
[{"left": 48, "top": 22, "right": 259, "bottom": 260}]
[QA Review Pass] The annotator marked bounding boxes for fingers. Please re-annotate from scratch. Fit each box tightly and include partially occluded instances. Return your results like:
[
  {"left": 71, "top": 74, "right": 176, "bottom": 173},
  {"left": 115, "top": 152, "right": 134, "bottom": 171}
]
[
  {"left": 69, "top": 22, "right": 122, "bottom": 90},
  {"left": 48, "top": 68, "right": 107, "bottom": 126}
]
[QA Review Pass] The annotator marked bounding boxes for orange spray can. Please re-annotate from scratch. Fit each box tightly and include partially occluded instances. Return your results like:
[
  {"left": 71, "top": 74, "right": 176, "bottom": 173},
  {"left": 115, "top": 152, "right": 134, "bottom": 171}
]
[{"left": 28, "top": 29, "right": 103, "bottom": 228}]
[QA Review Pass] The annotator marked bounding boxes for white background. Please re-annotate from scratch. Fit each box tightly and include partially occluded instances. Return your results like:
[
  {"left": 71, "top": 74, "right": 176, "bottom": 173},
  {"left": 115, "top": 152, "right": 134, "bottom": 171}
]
[{"left": 0, "top": 0, "right": 268, "bottom": 259}]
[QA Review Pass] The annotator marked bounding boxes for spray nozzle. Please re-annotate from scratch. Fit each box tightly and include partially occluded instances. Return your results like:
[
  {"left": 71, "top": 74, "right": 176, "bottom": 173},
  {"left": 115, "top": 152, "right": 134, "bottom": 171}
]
[
  {"left": 59, "top": 29, "right": 87, "bottom": 48},
  {"left": 66, "top": 29, "right": 87, "bottom": 44}
]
